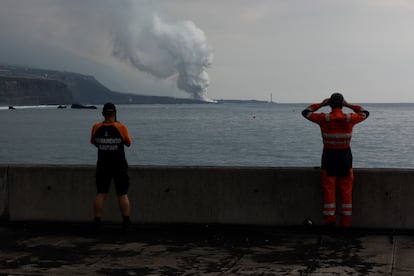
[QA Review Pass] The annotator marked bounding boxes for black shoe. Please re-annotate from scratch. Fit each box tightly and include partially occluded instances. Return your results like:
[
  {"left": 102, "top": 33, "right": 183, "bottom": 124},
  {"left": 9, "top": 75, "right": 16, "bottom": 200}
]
[
  {"left": 321, "top": 222, "right": 336, "bottom": 234},
  {"left": 91, "top": 222, "right": 101, "bottom": 235},
  {"left": 122, "top": 222, "right": 130, "bottom": 235},
  {"left": 337, "top": 226, "right": 353, "bottom": 236}
]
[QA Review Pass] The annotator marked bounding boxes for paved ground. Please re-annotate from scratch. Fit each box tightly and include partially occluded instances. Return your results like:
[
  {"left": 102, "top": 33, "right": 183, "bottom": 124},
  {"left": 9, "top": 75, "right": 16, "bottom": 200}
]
[{"left": 1, "top": 223, "right": 414, "bottom": 275}]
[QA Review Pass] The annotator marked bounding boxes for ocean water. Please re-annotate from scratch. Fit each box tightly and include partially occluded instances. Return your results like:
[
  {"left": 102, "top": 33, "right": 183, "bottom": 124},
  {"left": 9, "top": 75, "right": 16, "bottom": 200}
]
[{"left": 1, "top": 103, "right": 413, "bottom": 168}]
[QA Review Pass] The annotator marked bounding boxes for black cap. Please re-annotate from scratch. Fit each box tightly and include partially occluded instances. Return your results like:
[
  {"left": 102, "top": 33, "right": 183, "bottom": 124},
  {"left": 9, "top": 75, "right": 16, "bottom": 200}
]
[
  {"left": 102, "top": 102, "right": 116, "bottom": 114},
  {"left": 330, "top": 93, "right": 344, "bottom": 108}
]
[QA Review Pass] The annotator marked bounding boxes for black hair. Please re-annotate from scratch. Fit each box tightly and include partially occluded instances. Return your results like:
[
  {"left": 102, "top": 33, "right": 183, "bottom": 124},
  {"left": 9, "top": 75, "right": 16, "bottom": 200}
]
[{"left": 330, "top": 93, "right": 344, "bottom": 109}]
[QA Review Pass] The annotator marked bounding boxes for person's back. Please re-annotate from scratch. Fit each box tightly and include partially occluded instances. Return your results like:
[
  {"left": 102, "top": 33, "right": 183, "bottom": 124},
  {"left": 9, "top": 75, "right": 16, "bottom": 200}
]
[
  {"left": 90, "top": 103, "right": 132, "bottom": 234},
  {"left": 302, "top": 93, "right": 369, "bottom": 228},
  {"left": 91, "top": 121, "right": 130, "bottom": 166}
]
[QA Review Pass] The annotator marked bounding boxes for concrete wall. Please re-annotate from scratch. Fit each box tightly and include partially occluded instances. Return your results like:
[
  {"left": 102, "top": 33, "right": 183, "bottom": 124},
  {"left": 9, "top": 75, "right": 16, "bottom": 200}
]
[
  {"left": 1, "top": 165, "right": 414, "bottom": 229},
  {"left": 0, "top": 166, "right": 8, "bottom": 221}
]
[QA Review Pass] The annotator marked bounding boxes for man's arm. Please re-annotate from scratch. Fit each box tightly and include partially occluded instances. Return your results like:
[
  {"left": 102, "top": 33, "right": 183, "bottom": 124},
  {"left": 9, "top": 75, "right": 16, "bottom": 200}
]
[
  {"left": 343, "top": 100, "right": 370, "bottom": 119},
  {"left": 90, "top": 124, "right": 98, "bottom": 145},
  {"left": 121, "top": 125, "right": 132, "bottom": 147},
  {"left": 302, "top": 98, "right": 330, "bottom": 119}
]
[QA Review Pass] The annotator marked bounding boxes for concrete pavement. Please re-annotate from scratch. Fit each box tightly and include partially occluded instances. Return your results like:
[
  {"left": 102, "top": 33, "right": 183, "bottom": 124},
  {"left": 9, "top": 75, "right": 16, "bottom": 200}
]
[{"left": 1, "top": 223, "right": 414, "bottom": 275}]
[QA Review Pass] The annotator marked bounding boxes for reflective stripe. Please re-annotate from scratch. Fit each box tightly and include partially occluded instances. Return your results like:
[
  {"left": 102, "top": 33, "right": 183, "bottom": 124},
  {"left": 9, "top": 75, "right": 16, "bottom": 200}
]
[
  {"left": 322, "top": 133, "right": 352, "bottom": 139},
  {"left": 342, "top": 204, "right": 352, "bottom": 208},
  {"left": 323, "top": 140, "right": 351, "bottom": 146},
  {"left": 341, "top": 211, "right": 352, "bottom": 216},
  {"left": 323, "top": 211, "right": 335, "bottom": 216},
  {"left": 322, "top": 131, "right": 352, "bottom": 147},
  {"left": 346, "top": 113, "right": 351, "bottom": 123},
  {"left": 324, "top": 203, "right": 336, "bottom": 208},
  {"left": 325, "top": 113, "right": 330, "bottom": 122}
]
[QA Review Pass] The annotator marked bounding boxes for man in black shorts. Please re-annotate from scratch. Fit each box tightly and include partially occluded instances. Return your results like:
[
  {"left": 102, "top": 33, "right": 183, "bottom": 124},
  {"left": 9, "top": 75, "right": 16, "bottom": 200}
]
[{"left": 90, "top": 102, "right": 132, "bottom": 233}]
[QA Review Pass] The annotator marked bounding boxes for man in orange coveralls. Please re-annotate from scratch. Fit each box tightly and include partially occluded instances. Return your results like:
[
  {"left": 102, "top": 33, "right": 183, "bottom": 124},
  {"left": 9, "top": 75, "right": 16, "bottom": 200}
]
[
  {"left": 302, "top": 93, "right": 369, "bottom": 228},
  {"left": 91, "top": 102, "right": 132, "bottom": 233}
]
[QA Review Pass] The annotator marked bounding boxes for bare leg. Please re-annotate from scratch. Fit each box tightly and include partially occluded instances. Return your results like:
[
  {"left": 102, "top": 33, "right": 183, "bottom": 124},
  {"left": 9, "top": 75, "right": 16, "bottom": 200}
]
[
  {"left": 118, "top": 195, "right": 131, "bottom": 233},
  {"left": 94, "top": 193, "right": 107, "bottom": 218},
  {"left": 118, "top": 195, "right": 130, "bottom": 217}
]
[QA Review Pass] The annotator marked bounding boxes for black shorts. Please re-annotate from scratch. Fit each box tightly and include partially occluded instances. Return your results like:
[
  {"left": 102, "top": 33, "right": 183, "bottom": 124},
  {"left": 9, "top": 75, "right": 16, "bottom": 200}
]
[
  {"left": 96, "top": 165, "right": 129, "bottom": 196},
  {"left": 321, "top": 148, "right": 353, "bottom": 177}
]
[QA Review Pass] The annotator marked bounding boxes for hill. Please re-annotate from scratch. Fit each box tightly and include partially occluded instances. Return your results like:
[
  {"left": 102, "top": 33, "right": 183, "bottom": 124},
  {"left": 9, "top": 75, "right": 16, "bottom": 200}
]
[{"left": 0, "top": 65, "right": 206, "bottom": 105}]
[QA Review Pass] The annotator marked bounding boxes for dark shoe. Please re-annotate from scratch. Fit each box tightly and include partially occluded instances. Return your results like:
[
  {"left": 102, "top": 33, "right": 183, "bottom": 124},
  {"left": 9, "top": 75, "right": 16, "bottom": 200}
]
[
  {"left": 91, "top": 221, "right": 101, "bottom": 235},
  {"left": 337, "top": 226, "right": 353, "bottom": 236},
  {"left": 122, "top": 222, "right": 130, "bottom": 235},
  {"left": 321, "top": 222, "right": 336, "bottom": 234}
]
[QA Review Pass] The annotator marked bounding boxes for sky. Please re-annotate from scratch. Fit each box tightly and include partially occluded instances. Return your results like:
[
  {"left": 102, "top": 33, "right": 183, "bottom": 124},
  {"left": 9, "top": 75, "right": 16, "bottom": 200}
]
[{"left": 1, "top": 0, "right": 414, "bottom": 103}]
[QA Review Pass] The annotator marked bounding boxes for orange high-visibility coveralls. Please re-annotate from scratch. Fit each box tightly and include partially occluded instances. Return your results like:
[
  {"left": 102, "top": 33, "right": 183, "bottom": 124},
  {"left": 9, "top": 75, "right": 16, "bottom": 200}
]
[{"left": 303, "top": 103, "right": 369, "bottom": 227}]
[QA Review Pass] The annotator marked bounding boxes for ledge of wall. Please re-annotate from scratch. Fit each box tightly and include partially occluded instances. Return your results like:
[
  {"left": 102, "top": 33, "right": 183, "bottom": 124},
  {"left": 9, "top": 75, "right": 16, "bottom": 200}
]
[
  {"left": 1, "top": 165, "right": 414, "bottom": 229},
  {"left": 0, "top": 166, "right": 8, "bottom": 220}
]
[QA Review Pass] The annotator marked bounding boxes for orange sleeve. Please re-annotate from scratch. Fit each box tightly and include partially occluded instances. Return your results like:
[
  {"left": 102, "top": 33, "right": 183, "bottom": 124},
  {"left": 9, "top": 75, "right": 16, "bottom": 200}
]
[
  {"left": 116, "top": 122, "right": 132, "bottom": 146},
  {"left": 90, "top": 123, "right": 98, "bottom": 144},
  {"left": 348, "top": 104, "right": 369, "bottom": 124},
  {"left": 350, "top": 112, "right": 368, "bottom": 125},
  {"left": 308, "top": 112, "right": 327, "bottom": 125},
  {"left": 302, "top": 103, "right": 326, "bottom": 125}
]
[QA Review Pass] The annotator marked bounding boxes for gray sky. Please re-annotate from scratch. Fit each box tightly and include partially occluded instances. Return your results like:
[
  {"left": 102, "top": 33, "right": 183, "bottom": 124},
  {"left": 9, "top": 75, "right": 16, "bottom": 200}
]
[{"left": 1, "top": 0, "right": 414, "bottom": 102}]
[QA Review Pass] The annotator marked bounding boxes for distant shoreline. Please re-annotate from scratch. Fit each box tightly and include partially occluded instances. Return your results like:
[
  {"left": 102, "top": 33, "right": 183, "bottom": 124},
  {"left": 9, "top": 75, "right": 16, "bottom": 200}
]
[{"left": 3, "top": 102, "right": 414, "bottom": 111}]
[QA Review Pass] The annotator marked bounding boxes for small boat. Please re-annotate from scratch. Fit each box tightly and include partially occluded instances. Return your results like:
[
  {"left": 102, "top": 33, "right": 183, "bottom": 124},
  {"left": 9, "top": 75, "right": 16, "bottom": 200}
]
[{"left": 71, "top": 103, "right": 97, "bottom": 109}]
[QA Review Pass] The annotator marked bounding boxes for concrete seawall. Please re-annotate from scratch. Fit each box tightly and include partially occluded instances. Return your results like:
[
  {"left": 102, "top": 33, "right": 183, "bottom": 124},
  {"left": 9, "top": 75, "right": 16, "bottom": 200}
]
[{"left": 1, "top": 165, "right": 414, "bottom": 229}]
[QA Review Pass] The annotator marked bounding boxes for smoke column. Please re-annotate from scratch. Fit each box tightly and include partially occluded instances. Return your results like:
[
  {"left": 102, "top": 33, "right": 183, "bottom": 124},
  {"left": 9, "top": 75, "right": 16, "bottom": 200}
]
[
  {"left": 111, "top": 10, "right": 214, "bottom": 101},
  {"left": 0, "top": 0, "right": 214, "bottom": 101}
]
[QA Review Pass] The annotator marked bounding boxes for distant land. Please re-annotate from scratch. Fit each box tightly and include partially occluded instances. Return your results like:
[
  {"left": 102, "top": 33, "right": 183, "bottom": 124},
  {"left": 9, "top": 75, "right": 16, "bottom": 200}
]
[
  {"left": 215, "top": 99, "right": 274, "bottom": 104},
  {"left": 0, "top": 65, "right": 273, "bottom": 106}
]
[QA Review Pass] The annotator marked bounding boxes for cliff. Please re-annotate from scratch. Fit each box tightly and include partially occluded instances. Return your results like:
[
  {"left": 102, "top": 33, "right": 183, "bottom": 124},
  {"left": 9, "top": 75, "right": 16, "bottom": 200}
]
[{"left": 0, "top": 77, "right": 75, "bottom": 105}]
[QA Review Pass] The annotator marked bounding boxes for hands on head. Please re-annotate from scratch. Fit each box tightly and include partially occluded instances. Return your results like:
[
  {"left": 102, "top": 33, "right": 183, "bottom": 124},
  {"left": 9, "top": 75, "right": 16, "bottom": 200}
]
[
  {"left": 321, "top": 98, "right": 331, "bottom": 106},
  {"left": 321, "top": 97, "right": 350, "bottom": 108}
]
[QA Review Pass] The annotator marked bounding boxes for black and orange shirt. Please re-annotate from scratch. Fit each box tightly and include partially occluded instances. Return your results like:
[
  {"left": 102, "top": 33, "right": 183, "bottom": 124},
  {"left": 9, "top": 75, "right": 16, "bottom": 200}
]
[
  {"left": 90, "top": 121, "right": 132, "bottom": 164},
  {"left": 303, "top": 104, "right": 369, "bottom": 149}
]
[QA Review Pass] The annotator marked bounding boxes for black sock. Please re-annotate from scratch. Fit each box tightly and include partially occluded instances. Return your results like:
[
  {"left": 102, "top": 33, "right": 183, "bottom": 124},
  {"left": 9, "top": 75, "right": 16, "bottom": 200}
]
[{"left": 122, "top": 216, "right": 130, "bottom": 226}]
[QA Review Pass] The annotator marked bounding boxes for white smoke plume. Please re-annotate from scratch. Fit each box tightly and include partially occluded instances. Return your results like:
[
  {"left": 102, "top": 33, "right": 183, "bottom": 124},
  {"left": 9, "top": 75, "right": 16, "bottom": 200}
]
[
  {"left": 0, "top": 0, "right": 214, "bottom": 101},
  {"left": 112, "top": 13, "right": 214, "bottom": 101}
]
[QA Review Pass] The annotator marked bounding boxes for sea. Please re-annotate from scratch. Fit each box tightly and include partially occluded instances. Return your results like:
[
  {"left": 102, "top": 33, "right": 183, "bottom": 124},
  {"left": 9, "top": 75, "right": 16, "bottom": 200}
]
[{"left": 0, "top": 102, "right": 413, "bottom": 168}]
